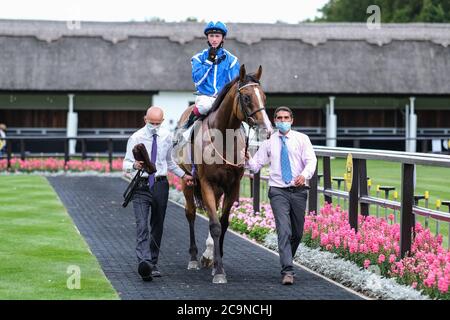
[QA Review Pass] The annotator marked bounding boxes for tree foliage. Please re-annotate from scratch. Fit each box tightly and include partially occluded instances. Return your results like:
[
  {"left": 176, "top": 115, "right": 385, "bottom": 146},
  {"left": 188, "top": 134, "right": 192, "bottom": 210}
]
[{"left": 315, "top": 0, "right": 450, "bottom": 22}]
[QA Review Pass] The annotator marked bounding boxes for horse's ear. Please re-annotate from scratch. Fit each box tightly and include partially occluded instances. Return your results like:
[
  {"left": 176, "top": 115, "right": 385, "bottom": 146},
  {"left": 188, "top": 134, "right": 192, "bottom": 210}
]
[
  {"left": 254, "top": 65, "right": 262, "bottom": 81},
  {"left": 239, "top": 64, "right": 246, "bottom": 82}
]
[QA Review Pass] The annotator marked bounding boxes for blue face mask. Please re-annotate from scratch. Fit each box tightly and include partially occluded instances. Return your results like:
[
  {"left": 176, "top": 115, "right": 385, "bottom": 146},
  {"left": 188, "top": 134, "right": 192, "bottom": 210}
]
[{"left": 276, "top": 121, "right": 291, "bottom": 134}]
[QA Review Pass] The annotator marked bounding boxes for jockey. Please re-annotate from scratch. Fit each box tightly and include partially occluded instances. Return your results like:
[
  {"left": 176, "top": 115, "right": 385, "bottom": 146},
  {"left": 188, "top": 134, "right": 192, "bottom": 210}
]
[{"left": 182, "top": 21, "right": 240, "bottom": 129}]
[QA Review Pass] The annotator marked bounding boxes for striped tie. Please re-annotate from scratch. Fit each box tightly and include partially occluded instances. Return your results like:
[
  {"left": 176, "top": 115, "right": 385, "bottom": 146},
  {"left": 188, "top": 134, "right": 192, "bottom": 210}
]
[{"left": 280, "top": 136, "right": 292, "bottom": 184}]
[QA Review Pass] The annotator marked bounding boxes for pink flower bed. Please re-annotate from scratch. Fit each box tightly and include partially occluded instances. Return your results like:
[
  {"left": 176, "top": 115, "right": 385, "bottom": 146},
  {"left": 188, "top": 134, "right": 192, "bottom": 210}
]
[
  {"left": 168, "top": 173, "right": 183, "bottom": 191},
  {"left": 0, "top": 158, "right": 123, "bottom": 173},
  {"left": 304, "top": 203, "right": 450, "bottom": 300},
  {"left": 167, "top": 173, "right": 449, "bottom": 299},
  {"left": 228, "top": 198, "right": 275, "bottom": 241}
]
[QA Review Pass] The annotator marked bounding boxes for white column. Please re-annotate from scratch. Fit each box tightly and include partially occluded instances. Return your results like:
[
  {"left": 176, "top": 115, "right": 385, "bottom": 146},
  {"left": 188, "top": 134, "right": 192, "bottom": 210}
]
[
  {"left": 409, "top": 97, "right": 417, "bottom": 153},
  {"left": 326, "top": 96, "right": 337, "bottom": 148},
  {"left": 405, "top": 104, "right": 410, "bottom": 152},
  {"left": 152, "top": 91, "right": 194, "bottom": 131},
  {"left": 66, "top": 94, "right": 78, "bottom": 155}
]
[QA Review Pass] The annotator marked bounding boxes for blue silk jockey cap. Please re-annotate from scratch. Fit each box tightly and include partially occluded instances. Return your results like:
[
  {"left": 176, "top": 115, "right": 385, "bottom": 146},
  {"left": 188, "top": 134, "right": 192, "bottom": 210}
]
[{"left": 204, "top": 21, "right": 228, "bottom": 36}]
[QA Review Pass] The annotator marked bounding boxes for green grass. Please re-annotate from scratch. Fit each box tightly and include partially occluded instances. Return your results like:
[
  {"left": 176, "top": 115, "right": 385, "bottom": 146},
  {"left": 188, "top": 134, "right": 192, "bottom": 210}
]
[
  {"left": 240, "top": 159, "right": 450, "bottom": 248},
  {"left": 0, "top": 176, "right": 119, "bottom": 300}
]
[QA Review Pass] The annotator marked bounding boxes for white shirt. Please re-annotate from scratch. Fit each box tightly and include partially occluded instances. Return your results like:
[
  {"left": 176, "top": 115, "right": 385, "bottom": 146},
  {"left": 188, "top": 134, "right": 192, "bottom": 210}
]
[
  {"left": 246, "top": 129, "right": 317, "bottom": 188},
  {"left": 123, "top": 125, "right": 185, "bottom": 178}
]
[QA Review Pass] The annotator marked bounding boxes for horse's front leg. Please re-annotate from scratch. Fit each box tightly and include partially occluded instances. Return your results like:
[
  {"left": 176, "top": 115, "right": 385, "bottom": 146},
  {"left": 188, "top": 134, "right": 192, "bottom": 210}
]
[
  {"left": 201, "top": 193, "right": 222, "bottom": 269},
  {"left": 183, "top": 182, "right": 199, "bottom": 270},
  {"left": 219, "top": 187, "right": 240, "bottom": 257},
  {"left": 200, "top": 232, "right": 214, "bottom": 268},
  {"left": 200, "top": 181, "right": 227, "bottom": 284}
]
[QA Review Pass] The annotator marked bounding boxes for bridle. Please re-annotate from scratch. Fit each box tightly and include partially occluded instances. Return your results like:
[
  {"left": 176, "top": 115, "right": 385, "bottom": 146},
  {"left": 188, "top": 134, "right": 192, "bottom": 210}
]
[
  {"left": 204, "top": 81, "right": 267, "bottom": 167},
  {"left": 237, "top": 82, "right": 266, "bottom": 128},
  {"left": 237, "top": 81, "right": 267, "bottom": 165}
]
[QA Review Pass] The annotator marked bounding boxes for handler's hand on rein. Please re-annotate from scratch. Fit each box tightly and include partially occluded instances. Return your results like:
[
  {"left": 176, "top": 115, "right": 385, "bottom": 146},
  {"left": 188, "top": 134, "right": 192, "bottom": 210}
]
[
  {"left": 294, "top": 175, "right": 306, "bottom": 187},
  {"left": 133, "top": 161, "right": 144, "bottom": 170},
  {"left": 240, "top": 149, "right": 250, "bottom": 162},
  {"left": 183, "top": 174, "right": 194, "bottom": 186}
]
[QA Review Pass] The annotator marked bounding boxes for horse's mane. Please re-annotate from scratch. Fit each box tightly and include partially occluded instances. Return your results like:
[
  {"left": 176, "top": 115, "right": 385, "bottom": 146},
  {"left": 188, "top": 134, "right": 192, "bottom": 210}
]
[{"left": 208, "top": 74, "right": 260, "bottom": 114}]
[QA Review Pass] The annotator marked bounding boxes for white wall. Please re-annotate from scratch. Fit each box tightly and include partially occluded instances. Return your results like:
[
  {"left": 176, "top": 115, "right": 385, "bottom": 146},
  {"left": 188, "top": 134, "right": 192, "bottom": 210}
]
[{"left": 152, "top": 91, "right": 195, "bottom": 131}]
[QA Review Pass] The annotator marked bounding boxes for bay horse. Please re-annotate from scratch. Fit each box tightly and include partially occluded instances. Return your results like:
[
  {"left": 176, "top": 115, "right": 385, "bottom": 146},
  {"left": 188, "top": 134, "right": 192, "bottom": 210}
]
[{"left": 173, "top": 65, "right": 273, "bottom": 283}]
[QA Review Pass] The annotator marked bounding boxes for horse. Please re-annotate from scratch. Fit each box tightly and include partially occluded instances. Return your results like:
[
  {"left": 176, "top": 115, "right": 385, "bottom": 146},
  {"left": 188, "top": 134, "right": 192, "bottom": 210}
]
[{"left": 173, "top": 64, "right": 273, "bottom": 283}]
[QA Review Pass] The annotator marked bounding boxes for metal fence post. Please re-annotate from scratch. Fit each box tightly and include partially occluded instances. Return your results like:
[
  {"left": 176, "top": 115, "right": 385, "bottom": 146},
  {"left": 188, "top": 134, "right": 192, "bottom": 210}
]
[
  {"left": 308, "top": 164, "right": 318, "bottom": 215},
  {"left": 20, "top": 139, "right": 25, "bottom": 160},
  {"left": 253, "top": 171, "right": 260, "bottom": 213},
  {"left": 359, "top": 159, "right": 369, "bottom": 216},
  {"left": 7, "top": 140, "right": 12, "bottom": 170},
  {"left": 421, "top": 140, "right": 427, "bottom": 153},
  {"left": 323, "top": 156, "right": 332, "bottom": 204},
  {"left": 349, "top": 158, "right": 360, "bottom": 231},
  {"left": 424, "top": 191, "right": 429, "bottom": 228},
  {"left": 64, "top": 138, "right": 69, "bottom": 170},
  {"left": 81, "top": 138, "right": 87, "bottom": 160},
  {"left": 376, "top": 185, "right": 380, "bottom": 217},
  {"left": 400, "top": 163, "right": 414, "bottom": 257},
  {"left": 108, "top": 138, "right": 113, "bottom": 172}
]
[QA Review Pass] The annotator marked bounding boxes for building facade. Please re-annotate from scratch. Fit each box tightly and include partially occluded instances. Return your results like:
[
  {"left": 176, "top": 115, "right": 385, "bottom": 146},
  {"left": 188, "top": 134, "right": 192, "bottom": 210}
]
[{"left": 0, "top": 20, "right": 449, "bottom": 152}]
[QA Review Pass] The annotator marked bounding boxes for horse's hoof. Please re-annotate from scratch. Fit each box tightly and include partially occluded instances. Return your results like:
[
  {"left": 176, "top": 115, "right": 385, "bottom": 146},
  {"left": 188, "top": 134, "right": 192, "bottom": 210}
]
[
  {"left": 212, "top": 268, "right": 226, "bottom": 276},
  {"left": 212, "top": 274, "right": 227, "bottom": 284},
  {"left": 187, "top": 261, "right": 200, "bottom": 270},
  {"left": 200, "top": 256, "right": 213, "bottom": 268}
]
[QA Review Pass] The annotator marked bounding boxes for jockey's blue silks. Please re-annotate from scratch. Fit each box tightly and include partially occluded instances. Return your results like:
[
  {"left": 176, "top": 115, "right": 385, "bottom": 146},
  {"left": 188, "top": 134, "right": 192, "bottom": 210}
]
[
  {"left": 191, "top": 47, "right": 240, "bottom": 97},
  {"left": 203, "top": 21, "right": 228, "bottom": 36}
]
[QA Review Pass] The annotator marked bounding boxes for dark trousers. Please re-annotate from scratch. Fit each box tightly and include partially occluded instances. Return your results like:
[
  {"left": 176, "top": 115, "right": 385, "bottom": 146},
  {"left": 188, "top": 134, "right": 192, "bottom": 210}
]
[
  {"left": 268, "top": 186, "right": 308, "bottom": 275},
  {"left": 131, "top": 177, "right": 169, "bottom": 266}
]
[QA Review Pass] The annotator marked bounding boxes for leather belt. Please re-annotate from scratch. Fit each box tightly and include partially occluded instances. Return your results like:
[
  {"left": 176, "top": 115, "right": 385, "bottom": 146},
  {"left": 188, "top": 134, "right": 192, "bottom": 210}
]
[
  {"left": 272, "top": 185, "right": 310, "bottom": 192},
  {"left": 137, "top": 176, "right": 167, "bottom": 185}
]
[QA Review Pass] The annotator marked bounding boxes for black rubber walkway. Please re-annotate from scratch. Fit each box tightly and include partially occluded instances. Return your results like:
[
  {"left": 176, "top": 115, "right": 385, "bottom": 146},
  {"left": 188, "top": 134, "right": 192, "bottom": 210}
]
[{"left": 47, "top": 176, "right": 363, "bottom": 300}]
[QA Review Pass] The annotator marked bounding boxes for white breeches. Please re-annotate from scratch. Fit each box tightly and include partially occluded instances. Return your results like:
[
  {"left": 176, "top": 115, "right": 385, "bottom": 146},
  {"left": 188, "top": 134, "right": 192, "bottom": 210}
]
[{"left": 195, "top": 95, "right": 216, "bottom": 115}]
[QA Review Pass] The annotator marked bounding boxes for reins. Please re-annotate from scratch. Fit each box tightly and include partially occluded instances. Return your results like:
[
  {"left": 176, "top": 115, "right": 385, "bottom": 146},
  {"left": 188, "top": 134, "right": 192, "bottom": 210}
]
[{"left": 204, "top": 81, "right": 265, "bottom": 167}]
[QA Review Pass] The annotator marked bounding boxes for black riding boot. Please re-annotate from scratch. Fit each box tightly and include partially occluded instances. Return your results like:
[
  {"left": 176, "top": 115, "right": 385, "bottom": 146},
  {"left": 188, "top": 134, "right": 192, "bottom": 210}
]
[{"left": 183, "top": 111, "right": 198, "bottom": 129}]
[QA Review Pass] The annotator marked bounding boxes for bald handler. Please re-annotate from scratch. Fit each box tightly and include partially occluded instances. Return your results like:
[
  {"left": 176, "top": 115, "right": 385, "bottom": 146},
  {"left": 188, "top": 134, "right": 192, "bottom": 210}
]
[{"left": 123, "top": 106, "right": 194, "bottom": 281}]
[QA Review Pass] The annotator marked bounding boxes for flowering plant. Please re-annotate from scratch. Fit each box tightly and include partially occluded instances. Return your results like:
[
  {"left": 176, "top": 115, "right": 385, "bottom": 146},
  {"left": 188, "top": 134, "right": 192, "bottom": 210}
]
[
  {"left": 166, "top": 174, "right": 449, "bottom": 299},
  {"left": 303, "top": 203, "right": 449, "bottom": 299},
  {"left": 0, "top": 158, "right": 123, "bottom": 173}
]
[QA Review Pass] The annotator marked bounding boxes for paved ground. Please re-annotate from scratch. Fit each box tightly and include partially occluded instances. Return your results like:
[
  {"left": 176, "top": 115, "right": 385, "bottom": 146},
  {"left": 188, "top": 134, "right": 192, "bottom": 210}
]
[{"left": 47, "top": 176, "right": 363, "bottom": 300}]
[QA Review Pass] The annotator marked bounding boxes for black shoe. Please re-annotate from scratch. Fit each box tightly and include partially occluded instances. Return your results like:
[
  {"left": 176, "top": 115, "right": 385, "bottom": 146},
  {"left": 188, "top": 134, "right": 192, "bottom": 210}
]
[
  {"left": 151, "top": 265, "right": 161, "bottom": 277},
  {"left": 282, "top": 274, "right": 294, "bottom": 285},
  {"left": 138, "top": 261, "right": 153, "bottom": 282}
]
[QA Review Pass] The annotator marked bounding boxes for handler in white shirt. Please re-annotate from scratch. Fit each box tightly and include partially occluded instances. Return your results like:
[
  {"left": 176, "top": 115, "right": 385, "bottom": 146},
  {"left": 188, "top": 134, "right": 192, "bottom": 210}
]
[
  {"left": 244, "top": 106, "right": 317, "bottom": 285},
  {"left": 123, "top": 106, "right": 193, "bottom": 281}
]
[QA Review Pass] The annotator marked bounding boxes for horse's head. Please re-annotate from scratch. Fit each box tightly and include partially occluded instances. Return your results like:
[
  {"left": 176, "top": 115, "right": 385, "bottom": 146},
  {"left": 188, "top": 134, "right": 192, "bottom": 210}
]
[{"left": 235, "top": 65, "right": 274, "bottom": 138}]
